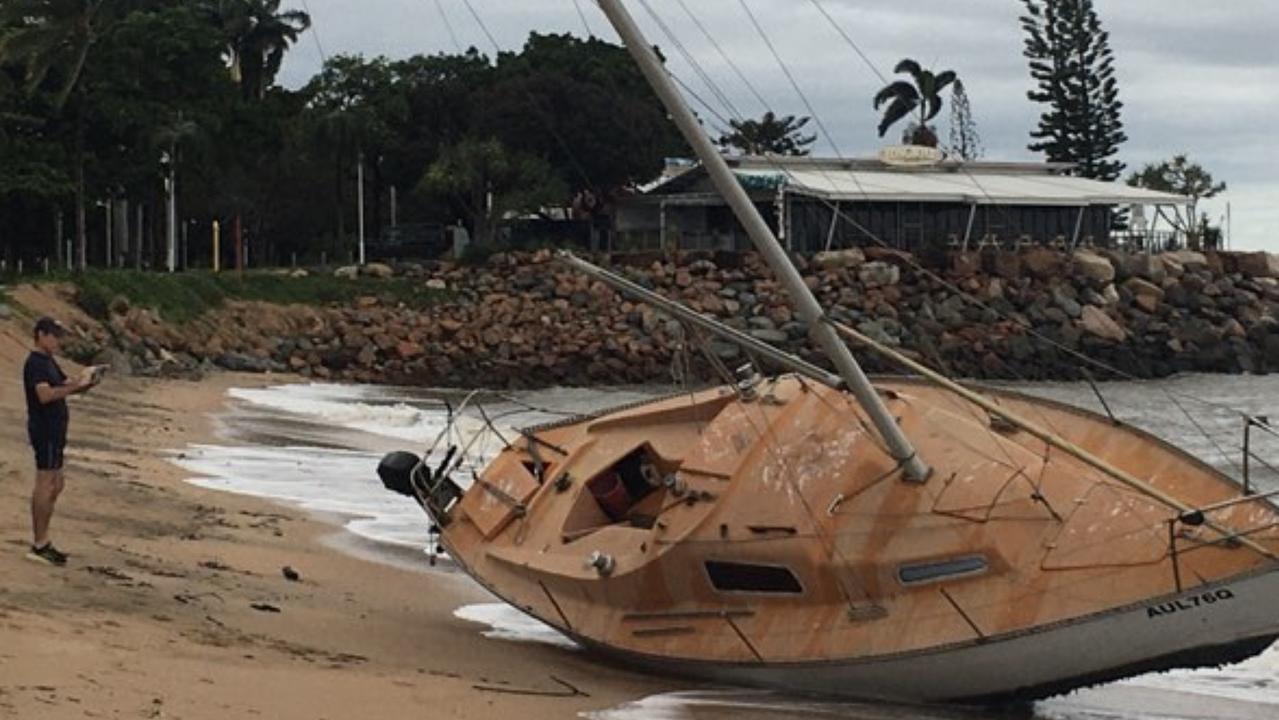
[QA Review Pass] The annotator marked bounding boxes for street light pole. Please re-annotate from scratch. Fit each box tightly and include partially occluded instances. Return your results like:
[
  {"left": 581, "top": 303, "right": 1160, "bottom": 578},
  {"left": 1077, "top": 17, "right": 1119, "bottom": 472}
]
[
  {"left": 166, "top": 141, "right": 177, "bottom": 273},
  {"left": 357, "top": 149, "right": 366, "bottom": 265}
]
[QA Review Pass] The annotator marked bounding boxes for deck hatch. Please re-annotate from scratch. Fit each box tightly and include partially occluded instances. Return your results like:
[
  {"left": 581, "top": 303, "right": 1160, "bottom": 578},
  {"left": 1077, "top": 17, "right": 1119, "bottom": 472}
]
[
  {"left": 705, "top": 561, "right": 803, "bottom": 594},
  {"left": 898, "top": 555, "right": 988, "bottom": 585}
]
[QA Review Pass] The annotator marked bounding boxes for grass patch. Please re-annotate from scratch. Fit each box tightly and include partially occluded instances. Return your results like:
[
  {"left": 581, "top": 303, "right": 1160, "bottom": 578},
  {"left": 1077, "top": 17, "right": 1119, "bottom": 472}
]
[{"left": 68, "top": 270, "right": 450, "bottom": 324}]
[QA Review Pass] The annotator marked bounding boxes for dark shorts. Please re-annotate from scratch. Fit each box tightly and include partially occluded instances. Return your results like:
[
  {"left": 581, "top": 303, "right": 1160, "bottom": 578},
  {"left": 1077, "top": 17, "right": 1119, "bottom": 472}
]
[{"left": 29, "top": 425, "right": 67, "bottom": 471}]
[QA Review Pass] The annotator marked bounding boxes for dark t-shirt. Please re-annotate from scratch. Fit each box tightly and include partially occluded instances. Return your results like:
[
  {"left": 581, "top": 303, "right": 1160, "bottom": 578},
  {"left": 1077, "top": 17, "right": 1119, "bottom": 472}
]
[{"left": 24, "top": 351, "right": 69, "bottom": 435}]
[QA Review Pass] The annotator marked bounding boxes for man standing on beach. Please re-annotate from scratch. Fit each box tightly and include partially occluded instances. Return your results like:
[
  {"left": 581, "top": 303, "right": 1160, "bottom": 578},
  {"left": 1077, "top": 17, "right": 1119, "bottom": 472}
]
[{"left": 23, "top": 317, "right": 96, "bottom": 566}]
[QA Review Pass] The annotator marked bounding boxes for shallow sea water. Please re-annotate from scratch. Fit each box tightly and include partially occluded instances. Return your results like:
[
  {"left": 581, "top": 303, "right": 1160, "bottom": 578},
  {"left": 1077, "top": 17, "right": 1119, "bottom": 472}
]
[{"left": 175, "top": 375, "right": 1279, "bottom": 720}]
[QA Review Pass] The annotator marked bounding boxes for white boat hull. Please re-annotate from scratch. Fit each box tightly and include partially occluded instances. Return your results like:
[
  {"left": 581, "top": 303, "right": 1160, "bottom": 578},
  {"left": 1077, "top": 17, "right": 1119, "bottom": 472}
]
[{"left": 572, "top": 568, "right": 1279, "bottom": 703}]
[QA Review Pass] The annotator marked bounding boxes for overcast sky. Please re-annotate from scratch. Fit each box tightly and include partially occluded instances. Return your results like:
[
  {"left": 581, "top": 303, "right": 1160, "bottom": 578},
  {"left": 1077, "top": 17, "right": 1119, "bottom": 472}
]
[{"left": 279, "top": 0, "right": 1278, "bottom": 251}]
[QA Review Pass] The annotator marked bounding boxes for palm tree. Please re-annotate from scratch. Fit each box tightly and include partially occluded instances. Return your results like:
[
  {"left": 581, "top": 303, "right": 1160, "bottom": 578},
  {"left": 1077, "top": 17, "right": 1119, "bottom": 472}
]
[
  {"left": 0, "top": 0, "right": 117, "bottom": 270},
  {"left": 205, "top": 0, "right": 310, "bottom": 101},
  {"left": 873, "top": 59, "right": 958, "bottom": 147}
]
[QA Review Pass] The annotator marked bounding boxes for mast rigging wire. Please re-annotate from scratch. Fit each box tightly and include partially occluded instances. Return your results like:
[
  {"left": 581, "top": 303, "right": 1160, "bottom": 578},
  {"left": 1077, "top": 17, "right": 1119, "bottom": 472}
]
[
  {"left": 635, "top": 0, "right": 746, "bottom": 124},
  {"left": 806, "top": 0, "right": 887, "bottom": 85},
  {"left": 298, "top": 0, "right": 328, "bottom": 65},
  {"left": 674, "top": 2, "right": 1258, "bottom": 455},
  {"left": 734, "top": 0, "right": 842, "bottom": 158},
  {"left": 457, "top": 0, "right": 597, "bottom": 191},
  {"left": 672, "top": 0, "right": 772, "bottom": 112},
  {"left": 615, "top": 2, "right": 1262, "bottom": 477},
  {"left": 571, "top": 0, "right": 594, "bottom": 37},
  {"left": 433, "top": 0, "right": 465, "bottom": 53}
]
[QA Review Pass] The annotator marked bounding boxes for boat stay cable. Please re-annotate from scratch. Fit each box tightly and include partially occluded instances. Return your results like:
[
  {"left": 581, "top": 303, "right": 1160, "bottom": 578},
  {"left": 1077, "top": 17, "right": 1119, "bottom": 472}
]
[
  {"left": 672, "top": 0, "right": 771, "bottom": 112},
  {"left": 431, "top": 0, "right": 464, "bottom": 53},
  {"left": 571, "top": 0, "right": 595, "bottom": 37},
  {"left": 638, "top": 0, "right": 1073, "bottom": 454},
  {"left": 598, "top": 0, "right": 932, "bottom": 483},
  {"left": 635, "top": 0, "right": 745, "bottom": 124},
  {"left": 456, "top": 0, "right": 597, "bottom": 192},
  {"left": 833, "top": 320, "right": 1277, "bottom": 561},
  {"left": 645, "top": 0, "right": 1268, "bottom": 480},
  {"left": 734, "top": 0, "right": 840, "bottom": 158},
  {"left": 585, "top": 1, "right": 1278, "bottom": 557}
]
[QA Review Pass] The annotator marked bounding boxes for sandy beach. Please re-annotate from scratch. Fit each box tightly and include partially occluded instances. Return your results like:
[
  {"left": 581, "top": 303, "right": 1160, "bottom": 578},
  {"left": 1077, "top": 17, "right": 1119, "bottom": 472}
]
[{"left": 0, "top": 292, "right": 670, "bottom": 719}]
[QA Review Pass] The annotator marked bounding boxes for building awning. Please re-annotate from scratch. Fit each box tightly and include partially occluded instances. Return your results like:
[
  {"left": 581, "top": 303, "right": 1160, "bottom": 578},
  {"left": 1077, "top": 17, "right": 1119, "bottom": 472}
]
[{"left": 734, "top": 168, "right": 1190, "bottom": 207}]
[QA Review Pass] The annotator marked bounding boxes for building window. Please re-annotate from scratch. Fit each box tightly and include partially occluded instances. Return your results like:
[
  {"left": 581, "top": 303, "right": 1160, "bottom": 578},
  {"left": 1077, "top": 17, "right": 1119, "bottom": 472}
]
[
  {"left": 705, "top": 561, "right": 803, "bottom": 594},
  {"left": 898, "top": 555, "right": 989, "bottom": 586}
]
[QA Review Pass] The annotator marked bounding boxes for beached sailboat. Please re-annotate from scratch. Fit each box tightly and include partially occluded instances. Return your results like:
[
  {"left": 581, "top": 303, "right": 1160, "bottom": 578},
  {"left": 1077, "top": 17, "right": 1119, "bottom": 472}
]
[{"left": 377, "top": 0, "right": 1279, "bottom": 703}]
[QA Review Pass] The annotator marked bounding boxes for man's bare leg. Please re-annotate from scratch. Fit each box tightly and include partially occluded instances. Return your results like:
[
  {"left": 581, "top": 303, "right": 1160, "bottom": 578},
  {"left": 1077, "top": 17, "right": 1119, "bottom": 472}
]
[{"left": 31, "top": 469, "right": 63, "bottom": 548}]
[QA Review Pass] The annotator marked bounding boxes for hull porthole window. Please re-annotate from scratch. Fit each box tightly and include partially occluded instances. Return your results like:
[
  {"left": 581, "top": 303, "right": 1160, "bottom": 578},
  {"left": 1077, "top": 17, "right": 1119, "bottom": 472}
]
[
  {"left": 898, "top": 556, "right": 989, "bottom": 585},
  {"left": 705, "top": 561, "right": 803, "bottom": 594}
]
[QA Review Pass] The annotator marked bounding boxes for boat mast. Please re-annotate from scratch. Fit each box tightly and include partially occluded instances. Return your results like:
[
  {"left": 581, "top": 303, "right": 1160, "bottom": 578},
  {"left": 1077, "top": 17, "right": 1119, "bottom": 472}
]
[{"left": 596, "top": 0, "right": 930, "bottom": 482}]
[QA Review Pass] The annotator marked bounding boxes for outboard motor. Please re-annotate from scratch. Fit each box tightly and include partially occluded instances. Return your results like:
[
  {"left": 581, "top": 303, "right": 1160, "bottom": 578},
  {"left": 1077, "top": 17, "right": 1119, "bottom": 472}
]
[
  {"left": 378, "top": 452, "right": 421, "bottom": 498},
  {"left": 378, "top": 449, "right": 465, "bottom": 527}
]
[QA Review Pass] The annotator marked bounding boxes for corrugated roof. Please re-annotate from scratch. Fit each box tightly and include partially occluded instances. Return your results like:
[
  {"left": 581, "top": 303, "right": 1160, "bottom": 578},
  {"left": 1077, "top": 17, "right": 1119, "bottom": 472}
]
[
  {"left": 645, "top": 156, "right": 1191, "bottom": 207},
  {"left": 741, "top": 168, "right": 1190, "bottom": 207}
]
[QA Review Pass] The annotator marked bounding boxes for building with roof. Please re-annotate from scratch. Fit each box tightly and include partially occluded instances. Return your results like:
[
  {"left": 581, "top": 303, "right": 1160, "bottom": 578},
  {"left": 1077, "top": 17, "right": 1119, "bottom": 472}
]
[{"left": 612, "top": 154, "right": 1191, "bottom": 255}]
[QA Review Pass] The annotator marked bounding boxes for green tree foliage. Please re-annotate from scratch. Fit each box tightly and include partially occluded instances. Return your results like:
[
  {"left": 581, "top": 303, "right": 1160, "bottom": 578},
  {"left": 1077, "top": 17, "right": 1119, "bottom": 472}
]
[
  {"left": 1021, "top": 0, "right": 1127, "bottom": 180},
  {"left": 873, "top": 59, "right": 957, "bottom": 147},
  {"left": 203, "top": 0, "right": 311, "bottom": 101},
  {"left": 0, "top": 11, "right": 683, "bottom": 269},
  {"left": 418, "top": 137, "right": 566, "bottom": 248},
  {"left": 1128, "top": 155, "right": 1227, "bottom": 248},
  {"left": 947, "top": 80, "right": 983, "bottom": 161},
  {"left": 475, "top": 33, "right": 686, "bottom": 195},
  {"left": 716, "top": 112, "right": 815, "bottom": 156}
]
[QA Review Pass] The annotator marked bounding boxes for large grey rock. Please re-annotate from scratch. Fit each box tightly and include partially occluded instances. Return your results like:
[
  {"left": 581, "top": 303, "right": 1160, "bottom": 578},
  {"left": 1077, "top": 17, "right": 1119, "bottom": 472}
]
[
  {"left": 362, "top": 262, "right": 395, "bottom": 279},
  {"left": 1079, "top": 305, "right": 1127, "bottom": 342},
  {"left": 1051, "top": 286, "right": 1083, "bottom": 319},
  {"left": 857, "top": 320, "right": 901, "bottom": 346},
  {"left": 334, "top": 265, "right": 359, "bottom": 279},
  {"left": 1121, "top": 254, "right": 1167, "bottom": 284},
  {"left": 92, "top": 348, "right": 134, "bottom": 376},
  {"left": 813, "top": 248, "right": 865, "bottom": 270},
  {"left": 1163, "top": 250, "right": 1209, "bottom": 273},
  {"left": 215, "top": 352, "right": 277, "bottom": 373},
  {"left": 1235, "top": 252, "right": 1279, "bottom": 279},
  {"left": 708, "top": 341, "right": 741, "bottom": 361},
  {"left": 748, "top": 328, "right": 788, "bottom": 344},
  {"left": 1123, "top": 277, "right": 1165, "bottom": 301},
  {"left": 1072, "top": 250, "right": 1116, "bottom": 286},
  {"left": 857, "top": 261, "right": 900, "bottom": 288},
  {"left": 0, "top": 303, "right": 11, "bottom": 320}
]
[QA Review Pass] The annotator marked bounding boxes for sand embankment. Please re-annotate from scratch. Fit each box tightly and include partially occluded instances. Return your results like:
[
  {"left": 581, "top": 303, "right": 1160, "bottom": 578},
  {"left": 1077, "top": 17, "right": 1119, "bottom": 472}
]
[{"left": 0, "top": 294, "right": 667, "bottom": 719}]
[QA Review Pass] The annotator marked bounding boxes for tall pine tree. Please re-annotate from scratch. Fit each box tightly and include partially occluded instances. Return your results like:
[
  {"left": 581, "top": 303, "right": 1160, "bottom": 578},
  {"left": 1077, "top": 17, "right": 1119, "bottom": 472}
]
[{"left": 1020, "top": 0, "right": 1127, "bottom": 180}]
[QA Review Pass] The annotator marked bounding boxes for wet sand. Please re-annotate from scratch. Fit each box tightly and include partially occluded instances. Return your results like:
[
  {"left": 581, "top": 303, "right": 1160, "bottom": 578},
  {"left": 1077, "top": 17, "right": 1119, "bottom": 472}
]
[{"left": 0, "top": 310, "right": 672, "bottom": 718}]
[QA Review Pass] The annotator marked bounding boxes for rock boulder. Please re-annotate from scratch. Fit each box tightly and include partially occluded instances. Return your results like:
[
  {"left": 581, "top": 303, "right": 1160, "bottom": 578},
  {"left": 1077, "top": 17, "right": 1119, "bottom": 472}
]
[
  {"left": 813, "top": 248, "right": 866, "bottom": 270},
  {"left": 1234, "top": 252, "right": 1279, "bottom": 279},
  {"left": 1072, "top": 250, "right": 1115, "bottom": 286},
  {"left": 1079, "top": 305, "right": 1127, "bottom": 342}
]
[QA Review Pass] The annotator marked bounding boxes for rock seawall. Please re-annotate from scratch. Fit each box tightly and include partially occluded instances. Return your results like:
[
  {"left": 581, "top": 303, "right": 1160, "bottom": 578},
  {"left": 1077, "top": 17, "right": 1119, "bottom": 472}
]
[{"left": 74, "top": 248, "right": 1279, "bottom": 388}]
